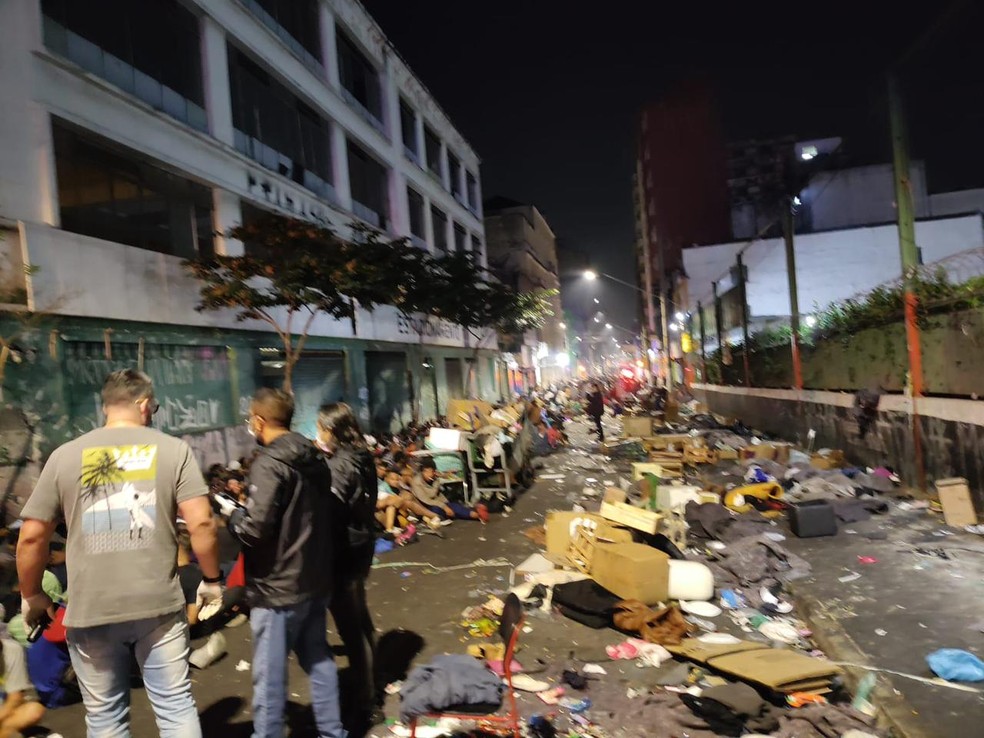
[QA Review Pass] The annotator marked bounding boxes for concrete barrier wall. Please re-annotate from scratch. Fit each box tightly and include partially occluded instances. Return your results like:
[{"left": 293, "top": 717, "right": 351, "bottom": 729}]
[{"left": 694, "top": 383, "right": 984, "bottom": 510}]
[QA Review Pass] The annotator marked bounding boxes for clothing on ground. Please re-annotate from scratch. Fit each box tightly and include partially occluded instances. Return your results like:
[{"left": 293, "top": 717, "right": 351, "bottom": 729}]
[{"left": 400, "top": 654, "right": 504, "bottom": 720}]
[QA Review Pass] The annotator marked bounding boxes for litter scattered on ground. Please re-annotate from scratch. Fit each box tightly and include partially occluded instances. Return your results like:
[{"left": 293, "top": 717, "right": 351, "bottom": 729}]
[
  {"left": 926, "top": 649, "right": 984, "bottom": 682},
  {"left": 838, "top": 571, "right": 863, "bottom": 583},
  {"left": 235, "top": 660, "right": 250, "bottom": 672}
]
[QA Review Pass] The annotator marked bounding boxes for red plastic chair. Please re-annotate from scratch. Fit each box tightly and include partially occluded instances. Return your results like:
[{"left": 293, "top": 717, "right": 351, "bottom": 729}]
[{"left": 409, "top": 593, "right": 525, "bottom": 738}]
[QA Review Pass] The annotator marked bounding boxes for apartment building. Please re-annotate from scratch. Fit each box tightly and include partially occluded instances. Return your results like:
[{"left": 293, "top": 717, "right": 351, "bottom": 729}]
[{"left": 0, "top": 0, "right": 499, "bottom": 478}]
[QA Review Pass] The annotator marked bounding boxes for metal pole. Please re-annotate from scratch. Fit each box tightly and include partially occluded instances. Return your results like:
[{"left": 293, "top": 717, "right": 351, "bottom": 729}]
[
  {"left": 698, "top": 300, "right": 707, "bottom": 381},
  {"left": 736, "top": 254, "right": 751, "bottom": 387},
  {"left": 713, "top": 281, "right": 724, "bottom": 380},
  {"left": 888, "top": 70, "right": 927, "bottom": 492},
  {"left": 660, "top": 287, "right": 673, "bottom": 390},
  {"left": 782, "top": 200, "right": 804, "bottom": 390}
]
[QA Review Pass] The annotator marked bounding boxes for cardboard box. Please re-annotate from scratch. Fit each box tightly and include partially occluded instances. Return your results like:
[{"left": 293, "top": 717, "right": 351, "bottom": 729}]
[
  {"left": 622, "top": 416, "right": 654, "bottom": 438},
  {"left": 717, "top": 447, "right": 739, "bottom": 461},
  {"left": 656, "top": 485, "right": 705, "bottom": 512},
  {"left": 447, "top": 399, "right": 493, "bottom": 430},
  {"left": 811, "top": 450, "right": 846, "bottom": 470},
  {"left": 599, "top": 500, "right": 661, "bottom": 535},
  {"left": 603, "top": 487, "right": 628, "bottom": 504},
  {"left": 936, "top": 477, "right": 978, "bottom": 527},
  {"left": 591, "top": 543, "right": 669, "bottom": 604},
  {"left": 545, "top": 511, "right": 633, "bottom": 557}
]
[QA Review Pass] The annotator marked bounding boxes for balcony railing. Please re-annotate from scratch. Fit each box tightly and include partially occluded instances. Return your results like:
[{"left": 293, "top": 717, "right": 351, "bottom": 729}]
[
  {"left": 341, "top": 88, "right": 386, "bottom": 137},
  {"left": 240, "top": 0, "right": 324, "bottom": 79},
  {"left": 42, "top": 16, "right": 208, "bottom": 133}
]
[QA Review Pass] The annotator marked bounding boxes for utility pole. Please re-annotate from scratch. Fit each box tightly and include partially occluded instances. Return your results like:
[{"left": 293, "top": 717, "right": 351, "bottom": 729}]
[
  {"left": 713, "top": 281, "right": 724, "bottom": 378},
  {"left": 782, "top": 200, "right": 804, "bottom": 390},
  {"left": 736, "top": 253, "right": 751, "bottom": 387},
  {"left": 888, "top": 70, "right": 927, "bottom": 492},
  {"left": 698, "top": 300, "right": 707, "bottom": 380}
]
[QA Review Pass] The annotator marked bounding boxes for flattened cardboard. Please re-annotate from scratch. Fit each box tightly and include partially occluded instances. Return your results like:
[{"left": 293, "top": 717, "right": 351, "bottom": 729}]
[
  {"left": 936, "top": 477, "right": 978, "bottom": 527},
  {"left": 622, "top": 416, "right": 653, "bottom": 438}
]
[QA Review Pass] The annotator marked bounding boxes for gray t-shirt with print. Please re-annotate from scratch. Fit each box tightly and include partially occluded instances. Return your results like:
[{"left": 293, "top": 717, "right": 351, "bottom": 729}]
[{"left": 20, "top": 426, "right": 208, "bottom": 628}]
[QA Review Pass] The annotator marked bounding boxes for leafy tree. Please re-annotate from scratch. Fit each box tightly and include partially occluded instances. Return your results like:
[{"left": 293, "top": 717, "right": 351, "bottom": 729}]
[
  {"left": 185, "top": 215, "right": 395, "bottom": 393},
  {"left": 429, "top": 251, "right": 555, "bottom": 396}
]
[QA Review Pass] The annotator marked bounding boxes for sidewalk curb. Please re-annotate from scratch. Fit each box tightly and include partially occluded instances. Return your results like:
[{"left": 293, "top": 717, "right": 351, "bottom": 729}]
[{"left": 790, "top": 581, "right": 932, "bottom": 738}]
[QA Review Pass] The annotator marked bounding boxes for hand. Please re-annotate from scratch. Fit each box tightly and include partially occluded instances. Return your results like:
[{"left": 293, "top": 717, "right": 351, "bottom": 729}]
[
  {"left": 213, "top": 494, "right": 240, "bottom": 517},
  {"left": 195, "top": 580, "right": 223, "bottom": 614},
  {"left": 443, "top": 506, "right": 455, "bottom": 518},
  {"left": 21, "top": 593, "right": 54, "bottom": 630}
]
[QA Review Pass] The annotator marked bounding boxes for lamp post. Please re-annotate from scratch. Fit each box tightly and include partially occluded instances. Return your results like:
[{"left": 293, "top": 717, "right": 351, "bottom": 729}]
[{"left": 583, "top": 269, "right": 671, "bottom": 389}]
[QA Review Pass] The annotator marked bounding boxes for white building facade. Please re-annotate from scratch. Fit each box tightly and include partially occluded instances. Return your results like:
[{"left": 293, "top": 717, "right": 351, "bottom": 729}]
[
  {"left": 0, "top": 0, "right": 486, "bottom": 343},
  {"left": 0, "top": 0, "right": 503, "bottom": 470}
]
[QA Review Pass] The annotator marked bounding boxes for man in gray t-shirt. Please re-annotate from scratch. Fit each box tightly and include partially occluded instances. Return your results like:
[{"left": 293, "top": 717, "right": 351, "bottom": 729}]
[{"left": 17, "top": 369, "right": 221, "bottom": 737}]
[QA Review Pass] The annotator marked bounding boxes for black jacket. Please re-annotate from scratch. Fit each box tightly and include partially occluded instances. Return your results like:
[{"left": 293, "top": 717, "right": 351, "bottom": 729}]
[
  {"left": 327, "top": 445, "right": 378, "bottom": 580},
  {"left": 229, "top": 432, "right": 333, "bottom": 608},
  {"left": 586, "top": 391, "right": 605, "bottom": 418}
]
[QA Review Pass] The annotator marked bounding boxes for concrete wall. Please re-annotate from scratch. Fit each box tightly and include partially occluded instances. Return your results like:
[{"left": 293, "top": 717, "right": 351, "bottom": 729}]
[
  {"left": 930, "top": 189, "right": 984, "bottom": 217},
  {"left": 684, "top": 214, "right": 984, "bottom": 320},
  {"left": 694, "top": 383, "right": 984, "bottom": 511},
  {"left": 802, "top": 163, "right": 930, "bottom": 232}
]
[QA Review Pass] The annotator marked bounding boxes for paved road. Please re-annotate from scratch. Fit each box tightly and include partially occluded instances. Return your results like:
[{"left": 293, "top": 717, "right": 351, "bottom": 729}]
[{"left": 39, "top": 416, "right": 984, "bottom": 737}]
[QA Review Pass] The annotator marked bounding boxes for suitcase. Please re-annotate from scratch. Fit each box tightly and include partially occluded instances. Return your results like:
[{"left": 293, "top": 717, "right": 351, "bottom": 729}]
[{"left": 789, "top": 500, "right": 837, "bottom": 538}]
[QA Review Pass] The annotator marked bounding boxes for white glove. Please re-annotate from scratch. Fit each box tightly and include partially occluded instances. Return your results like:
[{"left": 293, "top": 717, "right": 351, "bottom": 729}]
[
  {"left": 196, "top": 580, "right": 223, "bottom": 619},
  {"left": 21, "top": 593, "right": 54, "bottom": 629},
  {"left": 213, "top": 494, "right": 240, "bottom": 517}
]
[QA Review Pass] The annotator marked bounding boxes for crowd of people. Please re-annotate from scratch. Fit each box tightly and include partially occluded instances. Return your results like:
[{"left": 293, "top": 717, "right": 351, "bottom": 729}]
[{"left": 2, "top": 371, "right": 627, "bottom": 738}]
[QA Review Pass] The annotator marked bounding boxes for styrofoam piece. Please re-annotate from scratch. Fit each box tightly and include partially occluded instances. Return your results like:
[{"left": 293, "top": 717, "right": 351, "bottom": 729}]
[{"left": 667, "top": 559, "right": 714, "bottom": 601}]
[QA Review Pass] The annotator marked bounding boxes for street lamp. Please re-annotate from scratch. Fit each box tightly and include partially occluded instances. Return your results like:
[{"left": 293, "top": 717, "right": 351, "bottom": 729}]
[
  {"left": 674, "top": 311, "right": 685, "bottom": 322},
  {"left": 583, "top": 269, "right": 598, "bottom": 281},
  {"left": 605, "top": 323, "right": 613, "bottom": 329}
]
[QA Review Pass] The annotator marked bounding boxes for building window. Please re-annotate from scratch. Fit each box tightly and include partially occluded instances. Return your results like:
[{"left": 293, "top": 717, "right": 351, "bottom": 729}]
[
  {"left": 407, "top": 187, "right": 426, "bottom": 244},
  {"left": 466, "top": 171, "right": 479, "bottom": 211},
  {"left": 228, "top": 47, "right": 334, "bottom": 201},
  {"left": 243, "top": 0, "right": 321, "bottom": 71},
  {"left": 337, "top": 29, "right": 383, "bottom": 130},
  {"left": 431, "top": 206, "right": 448, "bottom": 252},
  {"left": 447, "top": 152, "right": 463, "bottom": 198},
  {"left": 424, "top": 127, "right": 442, "bottom": 179},
  {"left": 41, "top": 0, "right": 207, "bottom": 132},
  {"left": 347, "top": 141, "right": 389, "bottom": 229},
  {"left": 400, "top": 99, "right": 419, "bottom": 160},
  {"left": 52, "top": 119, "right": 213, "bottom": 258},
  {"left": 453, "top": 223, "right": 468, "bottom": 252},
  {"left": 471, "top": 234, "right": 484, "bottom": 260}
]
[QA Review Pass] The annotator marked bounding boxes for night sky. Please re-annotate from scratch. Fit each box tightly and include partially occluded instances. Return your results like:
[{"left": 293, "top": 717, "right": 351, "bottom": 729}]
[{"left": 362, "top": 0, "right": 984, "bottom": 328}]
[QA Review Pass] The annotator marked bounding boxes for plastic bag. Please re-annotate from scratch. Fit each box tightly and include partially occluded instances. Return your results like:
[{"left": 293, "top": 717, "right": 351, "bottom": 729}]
[{"left": 926, "top": 649, "right": 984, "bottom": 682}]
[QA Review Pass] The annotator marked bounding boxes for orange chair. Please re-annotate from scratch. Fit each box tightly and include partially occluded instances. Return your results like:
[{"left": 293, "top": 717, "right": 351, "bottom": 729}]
[{"left": 409, "top": 593, "right": 525, "bottom": 738}]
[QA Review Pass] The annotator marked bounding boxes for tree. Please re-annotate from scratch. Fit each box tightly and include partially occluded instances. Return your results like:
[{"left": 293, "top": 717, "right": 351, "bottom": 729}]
[
  {"left": 185, "top": 215, "right": 400, "bottom": 394},
  {"left": 430, "top": 251, "right": 555, "bottom": 396}
]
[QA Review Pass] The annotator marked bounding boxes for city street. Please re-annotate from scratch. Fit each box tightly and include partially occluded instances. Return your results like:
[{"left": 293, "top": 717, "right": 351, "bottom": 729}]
[{"left": 35, "top": 417, "right": 984, "bottom": 738}]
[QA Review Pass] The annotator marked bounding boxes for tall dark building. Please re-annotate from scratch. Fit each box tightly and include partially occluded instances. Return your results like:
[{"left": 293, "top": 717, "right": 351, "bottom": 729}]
[{"left": 634, "top": 81, "right": 733, "bottom": 286}]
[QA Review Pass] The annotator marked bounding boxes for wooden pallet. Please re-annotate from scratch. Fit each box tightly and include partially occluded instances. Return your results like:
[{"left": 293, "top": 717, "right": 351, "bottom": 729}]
[
  {"left": 683, "top": 446, "right": 717, "bottom": 466},
  {"left": 600, "top": 501, "right": 662, "bottom": 535},
  {"left": 567, "top": 527, "right": 597, "bottom": 574}
]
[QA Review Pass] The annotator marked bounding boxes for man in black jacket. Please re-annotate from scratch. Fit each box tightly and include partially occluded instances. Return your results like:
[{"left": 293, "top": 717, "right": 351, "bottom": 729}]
[{"left": 216, "top": 388, "right": 345, "bottom": 738}]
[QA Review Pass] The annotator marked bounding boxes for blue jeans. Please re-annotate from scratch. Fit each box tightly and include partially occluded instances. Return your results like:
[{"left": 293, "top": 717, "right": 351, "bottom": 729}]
[
  {"left": 250, "top": 597, "right": 346, "bottom": 738},
  {"left": 67, "top": 610, "right": 200, "bottom": 738},
  {"left": 427, "top": 502, "right": 474, "bottom": 520}
]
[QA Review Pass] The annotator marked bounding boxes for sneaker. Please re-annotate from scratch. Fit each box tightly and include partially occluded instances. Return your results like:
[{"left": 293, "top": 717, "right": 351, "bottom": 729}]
[
  {"left": 426, "top": 517, "right": 442, "bottom": 530},
  {"left": 476, "top": 503, "right": 490, "bottom": 524},
  {"left": 439, "top": 519, "right": 453, "bottom": 527}
]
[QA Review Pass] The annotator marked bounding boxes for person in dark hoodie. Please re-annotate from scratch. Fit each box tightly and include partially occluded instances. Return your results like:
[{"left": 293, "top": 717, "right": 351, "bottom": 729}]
[
  {"left": 316, "top": 402, "right": 379, "bottom": 732},
  {"left": 585, "top": 381, "right": 606, "bottom": 441},
  {"left": 215, "top": 388, "right": 345, "bottom": 738}
]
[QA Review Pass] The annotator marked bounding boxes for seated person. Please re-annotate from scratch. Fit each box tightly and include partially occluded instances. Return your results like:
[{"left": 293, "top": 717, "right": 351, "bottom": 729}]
[
  {"left": 0, "top": 638, "right": 45, "bottom": 737},
  {"left": 26, "top": 605, "right": 76, "bottom": 709},
  {"left": 376, "top": 465, "right": 441, "bottom": 532},
  {"left": 176, "top": 527, "right": 245, "bottom": 638},
  {"left": 411, "top": 458, "right": 488, "bottom": 523}
]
